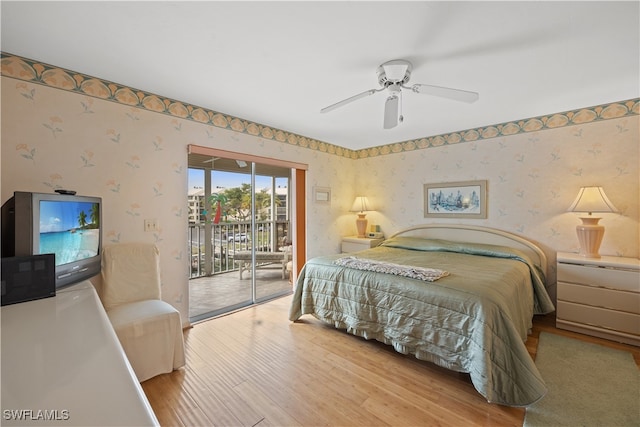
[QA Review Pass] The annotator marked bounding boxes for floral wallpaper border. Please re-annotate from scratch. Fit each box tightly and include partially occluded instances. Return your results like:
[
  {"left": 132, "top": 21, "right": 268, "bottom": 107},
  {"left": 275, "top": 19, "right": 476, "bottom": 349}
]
[
  {"left": 358, "top": 99, "right": 639, "bottom": 158},
  {"left": 2, "top": 52, "right": 638, "bottom": 160}
]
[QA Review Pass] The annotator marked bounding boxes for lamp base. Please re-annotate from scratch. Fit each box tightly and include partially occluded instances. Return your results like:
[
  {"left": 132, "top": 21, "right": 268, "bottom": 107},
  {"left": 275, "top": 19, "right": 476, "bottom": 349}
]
[
  {"left": 355, "top": 213, "right": 368, "bottom": 238},
  {"left": 576, "top": 217, "right": 604, "bottom": 258}
]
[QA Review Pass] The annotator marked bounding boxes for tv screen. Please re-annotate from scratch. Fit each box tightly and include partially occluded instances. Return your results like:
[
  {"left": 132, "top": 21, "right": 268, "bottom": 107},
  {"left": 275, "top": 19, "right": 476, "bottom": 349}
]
[
  {"left": 1, "top": 191, "right": 102, "bottom": 289},
  {"left": 39, "top": 199, "right": 100, "bottom": 266}
]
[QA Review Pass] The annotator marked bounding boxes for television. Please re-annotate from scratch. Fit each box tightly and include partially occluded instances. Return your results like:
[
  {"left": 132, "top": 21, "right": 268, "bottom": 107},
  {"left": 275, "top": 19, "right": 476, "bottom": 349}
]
[{"left": 2, "top": 191, "right": 102, "bottom": 289}]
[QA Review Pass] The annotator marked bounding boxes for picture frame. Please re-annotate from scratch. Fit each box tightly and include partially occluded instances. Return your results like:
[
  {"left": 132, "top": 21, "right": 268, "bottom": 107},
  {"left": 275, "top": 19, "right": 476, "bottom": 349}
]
[
  {"left": 313, "top": 186, "right": 331, "bottom": 204},
  {"left": 424, "top": 180, "right": 487, "bottom": 219}
]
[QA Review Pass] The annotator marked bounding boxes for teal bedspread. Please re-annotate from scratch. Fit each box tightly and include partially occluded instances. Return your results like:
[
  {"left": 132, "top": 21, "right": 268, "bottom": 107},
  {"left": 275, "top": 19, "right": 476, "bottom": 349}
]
[{"left": 289, "top": 237, "right": 555, "bottom": 407}]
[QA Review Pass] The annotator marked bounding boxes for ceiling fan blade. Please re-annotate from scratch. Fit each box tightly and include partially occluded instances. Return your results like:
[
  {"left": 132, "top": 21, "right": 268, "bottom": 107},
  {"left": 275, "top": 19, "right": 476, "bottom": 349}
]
[
  {"left": 409, "top": 84, "right": 479, "bottom": 103},
  {"left": 383, "top": 95, "right": 399, "bottom": 129},
  {"left": 320, "top": 88, "right": 380, "bottom": 113}
]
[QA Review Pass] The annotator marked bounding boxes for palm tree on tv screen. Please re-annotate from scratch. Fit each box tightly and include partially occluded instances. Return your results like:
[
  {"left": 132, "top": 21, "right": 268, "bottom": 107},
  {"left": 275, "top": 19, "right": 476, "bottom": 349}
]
[
  {"left": 77, "top": 210, "right": 87, "bottom": 230},
  {"left": 90, "top": 204, "right": 99, "bottom": 228}
]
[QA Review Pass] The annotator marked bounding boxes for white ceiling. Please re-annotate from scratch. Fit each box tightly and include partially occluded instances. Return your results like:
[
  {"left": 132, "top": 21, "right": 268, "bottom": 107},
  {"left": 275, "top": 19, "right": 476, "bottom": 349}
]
[{"left": 2, "top": 1, "right": 638, "bottom": 151}]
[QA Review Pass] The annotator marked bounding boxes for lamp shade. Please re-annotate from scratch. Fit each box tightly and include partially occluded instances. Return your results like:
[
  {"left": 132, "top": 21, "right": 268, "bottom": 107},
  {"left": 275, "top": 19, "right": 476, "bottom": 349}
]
[
  {"left": 350, "top": 196, "right": 371, "bottom": 213},
  {"left": 567, "top": 187, "right": 618, "bottom": 214}
]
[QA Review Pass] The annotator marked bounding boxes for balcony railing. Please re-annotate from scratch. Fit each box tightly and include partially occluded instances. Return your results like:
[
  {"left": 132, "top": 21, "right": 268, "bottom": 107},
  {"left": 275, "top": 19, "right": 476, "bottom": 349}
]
[{"left": 189, "top": 220, "right": 290, "bottom": 278}]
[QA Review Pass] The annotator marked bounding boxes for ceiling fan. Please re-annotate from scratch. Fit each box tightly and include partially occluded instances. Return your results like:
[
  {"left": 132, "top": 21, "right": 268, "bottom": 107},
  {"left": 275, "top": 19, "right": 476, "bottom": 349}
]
[{"left": 320, "top": 59, "right": 479, "bottom": 129}]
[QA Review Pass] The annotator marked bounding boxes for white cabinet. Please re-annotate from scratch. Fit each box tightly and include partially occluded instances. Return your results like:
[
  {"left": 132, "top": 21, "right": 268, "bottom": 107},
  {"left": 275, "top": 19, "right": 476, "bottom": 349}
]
[
  {"left": 0, "top": 282, "right": 159, "bottom": 426},
  {"left": 556, "top": 252, "right": 640, "bottom": 346},
  {"left": 341, "top": 236, "right": 384, "bottom": 253}
]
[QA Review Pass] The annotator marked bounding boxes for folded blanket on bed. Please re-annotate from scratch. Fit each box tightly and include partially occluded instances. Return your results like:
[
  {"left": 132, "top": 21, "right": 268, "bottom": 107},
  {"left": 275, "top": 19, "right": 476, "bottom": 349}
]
[{"left": 334, "top": 256, "right": 449, "bottom": 281}]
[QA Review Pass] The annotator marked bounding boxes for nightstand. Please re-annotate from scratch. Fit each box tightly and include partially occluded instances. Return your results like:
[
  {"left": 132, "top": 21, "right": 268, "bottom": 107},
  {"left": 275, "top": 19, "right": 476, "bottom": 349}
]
[
  {"left": 556, "top": 252, "right": 640, "bottom": 346},
  {"left": 341, "top": 236, "right": 384, "bottom": 253}
]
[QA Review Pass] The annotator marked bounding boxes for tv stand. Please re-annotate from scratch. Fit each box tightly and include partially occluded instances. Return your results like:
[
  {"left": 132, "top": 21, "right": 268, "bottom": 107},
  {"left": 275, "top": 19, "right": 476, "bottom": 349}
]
[{"left": 1, "top": 281, "right": 159, "bottom": 426}]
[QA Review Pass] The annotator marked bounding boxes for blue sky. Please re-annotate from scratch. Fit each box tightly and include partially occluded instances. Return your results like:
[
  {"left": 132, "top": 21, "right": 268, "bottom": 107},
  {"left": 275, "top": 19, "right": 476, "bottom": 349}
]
[
  {"left": 39, "top": 200, "right": 96, "bottom": 233},
  {"left": 189, "top": 169, "right": 277, "bottom": 192}
]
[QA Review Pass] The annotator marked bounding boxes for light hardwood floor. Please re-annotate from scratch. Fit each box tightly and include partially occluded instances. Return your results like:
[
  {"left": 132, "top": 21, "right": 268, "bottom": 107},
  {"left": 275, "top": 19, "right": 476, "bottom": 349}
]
[{"left": 142, "top": 295, "right": 640, "bottom": 427}]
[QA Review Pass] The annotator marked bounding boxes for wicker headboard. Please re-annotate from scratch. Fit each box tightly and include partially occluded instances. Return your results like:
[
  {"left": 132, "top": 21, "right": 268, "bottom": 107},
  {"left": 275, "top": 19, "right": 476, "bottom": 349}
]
[{"left": 389, "top": 224, "right": 547, "bottom": 273}]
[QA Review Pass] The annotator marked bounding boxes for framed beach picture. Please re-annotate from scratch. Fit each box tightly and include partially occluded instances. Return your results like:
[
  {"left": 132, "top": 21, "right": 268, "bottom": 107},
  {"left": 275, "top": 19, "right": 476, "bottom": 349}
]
[{"left": 424, "top": 180, "right": 487, "bottom": 219}]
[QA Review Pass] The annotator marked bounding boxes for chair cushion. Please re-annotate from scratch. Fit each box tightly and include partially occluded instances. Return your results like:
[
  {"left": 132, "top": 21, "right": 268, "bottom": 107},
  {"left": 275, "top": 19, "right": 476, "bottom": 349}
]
[
  {"left": 107, "top": 299, "right": 178, "bottom": 331},
  {"left": 101, "top": 243, "right": 161, "bottom": 310},
  {"left": 107, "top": 300, "right": 185, "bottom": 382}
]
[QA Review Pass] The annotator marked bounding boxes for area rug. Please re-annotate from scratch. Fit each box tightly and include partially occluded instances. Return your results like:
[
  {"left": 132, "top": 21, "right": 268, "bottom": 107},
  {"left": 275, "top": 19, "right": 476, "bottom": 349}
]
[{"left": 524, "top": 332, "right": 639, "bottom": 426}]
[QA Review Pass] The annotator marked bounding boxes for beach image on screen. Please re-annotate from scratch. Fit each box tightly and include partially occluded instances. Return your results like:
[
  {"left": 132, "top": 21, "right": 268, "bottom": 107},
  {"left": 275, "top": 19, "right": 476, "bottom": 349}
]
[{"left": 39, "top": 200, "right": 100, "bottom": 265}]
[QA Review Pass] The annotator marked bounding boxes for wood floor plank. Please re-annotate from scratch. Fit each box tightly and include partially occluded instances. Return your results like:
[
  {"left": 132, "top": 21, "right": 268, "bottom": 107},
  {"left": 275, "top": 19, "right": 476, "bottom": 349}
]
[
  {"left": 141, "top": 371, "right": 195, "bottom": 427},
  {"left": 232, "top": 379, "right": 301, "bottom": 427},
  {"left": 246, "top": 363, "right": 342, "bottom": 426},
  {"left": 179, "top": 370, "right": 244, "bottom": 426},
  {"left": 323, "top": 349, "right": 493, "bottom": 426},
  {"left": 142, "top": 294, "right": 640, "bottom": 427}
]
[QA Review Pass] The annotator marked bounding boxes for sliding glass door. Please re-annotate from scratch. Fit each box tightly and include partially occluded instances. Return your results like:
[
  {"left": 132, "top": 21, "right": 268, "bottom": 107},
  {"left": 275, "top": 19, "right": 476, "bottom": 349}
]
[{"left": 187, "top": 149, "right": 295, "bottom": 322}]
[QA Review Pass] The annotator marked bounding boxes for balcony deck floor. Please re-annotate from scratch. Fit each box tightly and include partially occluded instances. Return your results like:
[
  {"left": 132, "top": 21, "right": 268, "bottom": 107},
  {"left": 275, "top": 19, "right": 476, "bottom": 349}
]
[{"left": 189, "top": 265, "right": 292, "bottom": 322}]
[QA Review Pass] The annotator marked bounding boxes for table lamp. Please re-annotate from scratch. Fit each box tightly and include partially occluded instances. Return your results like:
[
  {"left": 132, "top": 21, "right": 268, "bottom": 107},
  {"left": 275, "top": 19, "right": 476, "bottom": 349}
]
[
  {"left": 350, "top": 196, "right": 372, "bottom": 238},
  {"left": 567, "top": 186, "right": 618, "bottom": 258}
]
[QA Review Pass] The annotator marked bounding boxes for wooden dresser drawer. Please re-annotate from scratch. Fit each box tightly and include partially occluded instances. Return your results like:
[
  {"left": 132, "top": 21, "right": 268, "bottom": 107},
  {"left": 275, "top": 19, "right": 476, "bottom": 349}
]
[
  {"left": 557, "top": 300, "right": 640, "bottom": 336},
  {"left": 557, "top": 263, "right": 640, "bottom": 292},
  {"left": 557, "top": 281, "right": 640, "bottom": 314}
]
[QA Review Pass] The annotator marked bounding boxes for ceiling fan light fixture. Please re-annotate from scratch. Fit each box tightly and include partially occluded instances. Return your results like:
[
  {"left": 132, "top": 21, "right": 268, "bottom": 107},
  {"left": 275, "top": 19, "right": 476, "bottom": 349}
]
[{"left": 378, "top": 59, "right": 412, "bottom": 86}]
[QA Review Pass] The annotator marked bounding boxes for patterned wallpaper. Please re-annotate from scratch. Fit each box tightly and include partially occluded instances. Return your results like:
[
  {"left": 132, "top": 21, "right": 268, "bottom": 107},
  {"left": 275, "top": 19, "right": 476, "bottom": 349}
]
[
  {"left": 359, "top": 119, "right": 638, "bottom": 258},
  {"left": 1, "top": 53, "right": 354, "bottom": 159},
  {"left": 2, "top": 53, "right": 638, "bottom": 320},
  {"left": 2, "top": 53, "right": 638, "bottom": 159},
  {"left": 1, "top": 62, "right": 356, "bottom": 325}
]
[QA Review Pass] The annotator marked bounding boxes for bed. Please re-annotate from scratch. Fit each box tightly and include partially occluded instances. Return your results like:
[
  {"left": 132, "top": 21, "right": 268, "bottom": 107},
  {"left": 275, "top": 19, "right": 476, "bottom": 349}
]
[{"left": 289, "top": 224, "right": 555, "bottom": 407}]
